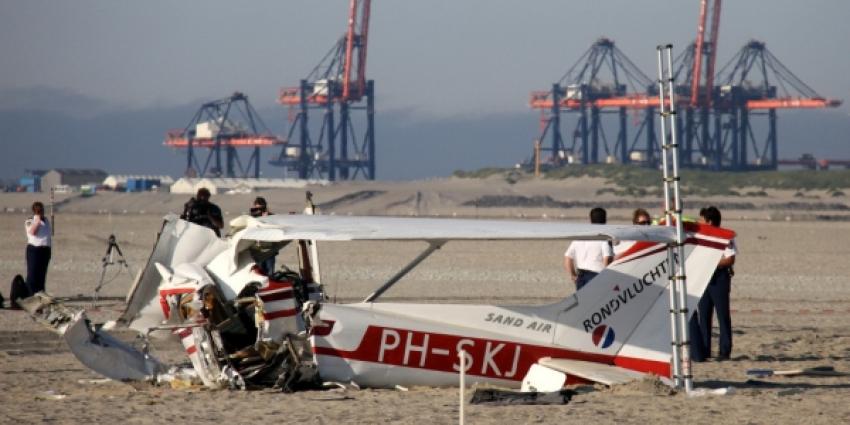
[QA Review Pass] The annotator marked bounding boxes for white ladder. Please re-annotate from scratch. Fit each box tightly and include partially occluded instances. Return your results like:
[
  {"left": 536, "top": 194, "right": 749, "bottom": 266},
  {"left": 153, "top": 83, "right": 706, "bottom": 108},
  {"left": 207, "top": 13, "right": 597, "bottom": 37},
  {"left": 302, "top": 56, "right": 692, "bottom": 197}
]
[{"left": 656, "top": 44, "right": 693, "bottom": 393}]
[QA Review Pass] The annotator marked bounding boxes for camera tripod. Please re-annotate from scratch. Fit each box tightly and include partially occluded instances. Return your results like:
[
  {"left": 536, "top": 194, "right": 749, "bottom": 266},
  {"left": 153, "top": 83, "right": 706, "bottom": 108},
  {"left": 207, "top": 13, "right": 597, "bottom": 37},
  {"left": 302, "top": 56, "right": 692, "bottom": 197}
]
[{"left": 94, "top": 234, "right": 133, "bottom": 302}]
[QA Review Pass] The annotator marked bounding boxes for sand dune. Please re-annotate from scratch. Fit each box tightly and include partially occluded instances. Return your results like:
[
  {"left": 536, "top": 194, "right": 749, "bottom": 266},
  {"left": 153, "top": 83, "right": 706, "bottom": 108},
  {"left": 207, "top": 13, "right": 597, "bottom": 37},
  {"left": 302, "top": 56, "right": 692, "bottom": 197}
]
[{"left": 1, "top": 182, "right": 850, "bottom": 424}]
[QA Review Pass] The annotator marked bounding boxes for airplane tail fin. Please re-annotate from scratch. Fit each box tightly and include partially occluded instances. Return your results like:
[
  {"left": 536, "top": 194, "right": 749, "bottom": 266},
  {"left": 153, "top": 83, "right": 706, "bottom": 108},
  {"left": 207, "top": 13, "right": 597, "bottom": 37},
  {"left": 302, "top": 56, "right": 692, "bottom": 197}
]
[{"left": 555, "top": 223, "right": 735, "bottom": 376}]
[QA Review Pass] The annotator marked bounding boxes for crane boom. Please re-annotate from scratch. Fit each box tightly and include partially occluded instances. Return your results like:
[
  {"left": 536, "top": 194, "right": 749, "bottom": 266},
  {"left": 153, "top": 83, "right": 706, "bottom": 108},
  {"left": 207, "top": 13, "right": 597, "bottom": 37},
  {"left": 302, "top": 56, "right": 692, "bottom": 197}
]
[
  {"left": 690, "top": 0, "right": 721, "bottom": 107},
  {"left": 342, "top": 0, "right": 371, "bottom": 101},
  {"left": 357, "top": 0, "right": 371, "bottom": 98},
  {"left": 704, "top": 0, "right": 722, "bottom": 104}
]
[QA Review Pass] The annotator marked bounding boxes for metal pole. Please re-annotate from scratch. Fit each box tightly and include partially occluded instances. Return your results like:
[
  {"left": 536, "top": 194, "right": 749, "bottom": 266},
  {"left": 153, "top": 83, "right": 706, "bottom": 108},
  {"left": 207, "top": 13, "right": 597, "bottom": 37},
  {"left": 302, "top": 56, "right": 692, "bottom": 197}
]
[
  {"left": 366, "top": 80, "right": 376, "bottom": 180},
  {"left": 364, "top": 241, "right": 444, "bottom": 302},
  {"left": 49, "top": 187, "right": 55, "bottom": 236},
  {"left": 459, "top": 349, "right": 466, "bottom": 425},
  {"left": 299, "top": 79, "right": 310, "bottom": 179},
  {"left": 656, "top": 45, "right": 683, "bottom": 390},
  {"left": 551, "top": 84, "right": 561, "bottom": 163},
  {"left": 534, "top": 140, "right": 541, "bottom": 178},
  {"left": 664, "top": 45, "right": 693, "bottom": 393},
  {"left": 304, "top": 192, "right": 322, "bottom": 284},
  {"left": 327, "top": 85, "right": 337, "bottom": 182}
]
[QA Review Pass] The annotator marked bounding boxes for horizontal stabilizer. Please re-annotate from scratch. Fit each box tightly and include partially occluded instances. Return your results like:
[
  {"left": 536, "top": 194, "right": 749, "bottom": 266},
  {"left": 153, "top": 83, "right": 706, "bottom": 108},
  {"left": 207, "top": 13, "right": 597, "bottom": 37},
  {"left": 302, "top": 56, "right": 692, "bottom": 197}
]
[{"left": 538, "top": 357, "right": 646, "bottom": 386}]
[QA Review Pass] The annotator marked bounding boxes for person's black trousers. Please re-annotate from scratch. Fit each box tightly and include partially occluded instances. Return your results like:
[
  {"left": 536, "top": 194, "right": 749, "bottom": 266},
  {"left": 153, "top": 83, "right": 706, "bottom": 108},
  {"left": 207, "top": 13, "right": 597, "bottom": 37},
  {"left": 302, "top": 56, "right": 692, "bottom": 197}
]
[
  {"left": 25, "top": 245, "right": 51, "bottom": 294},
  {"left": 575, "top": 269, "right": 598, "bottom": 290},
  {"left": 689, "top": 313, "right": 706, "bottom": 362},
  {"left": 698, "top": 268, "right": 733, "bottom": 358}
]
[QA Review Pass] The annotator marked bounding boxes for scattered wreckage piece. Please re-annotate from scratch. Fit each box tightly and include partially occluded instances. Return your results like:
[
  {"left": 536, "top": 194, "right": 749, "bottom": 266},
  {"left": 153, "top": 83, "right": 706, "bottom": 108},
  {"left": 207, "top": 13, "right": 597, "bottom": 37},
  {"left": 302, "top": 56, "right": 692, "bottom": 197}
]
[
  {"left": 746, "top": 366, "right": 849, "bottom": 378},
  {"left": 20, "top": 292, "right": 164, "bottom": 382},
  {"left": 469, "top": 387, "right": 576, "bottom": 406}
]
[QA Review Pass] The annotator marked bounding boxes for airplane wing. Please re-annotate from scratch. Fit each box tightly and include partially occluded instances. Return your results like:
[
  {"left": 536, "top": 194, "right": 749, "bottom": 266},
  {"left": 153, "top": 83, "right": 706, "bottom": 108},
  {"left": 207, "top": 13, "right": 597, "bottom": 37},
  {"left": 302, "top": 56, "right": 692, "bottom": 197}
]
[
  {"left": 536, "top": 357, "right": 649, "bottom": 386},
  {"left": 237, "top": 214, "right": 677, "bottom": 243}
]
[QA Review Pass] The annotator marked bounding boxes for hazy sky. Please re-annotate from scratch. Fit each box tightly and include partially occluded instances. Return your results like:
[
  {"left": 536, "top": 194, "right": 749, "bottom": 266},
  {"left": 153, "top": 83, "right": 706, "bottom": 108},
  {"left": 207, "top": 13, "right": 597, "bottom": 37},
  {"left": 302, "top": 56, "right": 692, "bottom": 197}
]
[{"left": 2, "top": 0, "right": 849, "bottom": 117}]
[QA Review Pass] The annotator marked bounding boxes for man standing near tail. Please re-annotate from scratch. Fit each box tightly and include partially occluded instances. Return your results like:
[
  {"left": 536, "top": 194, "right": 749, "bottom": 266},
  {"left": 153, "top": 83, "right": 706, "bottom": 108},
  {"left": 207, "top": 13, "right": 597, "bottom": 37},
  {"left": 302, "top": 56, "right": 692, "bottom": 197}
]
[
  {"left": 696, "top": 206, "right": 737, "bottom": 360},
  {"left": 564, "top": 207, "right": 613, "bottom": 290}
]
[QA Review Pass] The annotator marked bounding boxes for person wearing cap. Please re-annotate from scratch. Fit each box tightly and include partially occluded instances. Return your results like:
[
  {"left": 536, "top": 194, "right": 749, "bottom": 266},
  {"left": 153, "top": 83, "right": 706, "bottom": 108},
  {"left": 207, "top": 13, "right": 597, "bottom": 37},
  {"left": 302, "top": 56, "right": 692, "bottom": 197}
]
[{"left": 564, "top": 207, "right": 614, "bottom": 290}]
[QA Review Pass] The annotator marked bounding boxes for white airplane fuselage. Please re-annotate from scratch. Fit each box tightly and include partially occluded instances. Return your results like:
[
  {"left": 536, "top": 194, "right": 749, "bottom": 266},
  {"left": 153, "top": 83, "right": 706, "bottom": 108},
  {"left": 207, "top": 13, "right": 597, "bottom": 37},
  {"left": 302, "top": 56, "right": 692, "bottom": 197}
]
[{"left": 313, "top": 302, "right": 659, "bottom": 388}]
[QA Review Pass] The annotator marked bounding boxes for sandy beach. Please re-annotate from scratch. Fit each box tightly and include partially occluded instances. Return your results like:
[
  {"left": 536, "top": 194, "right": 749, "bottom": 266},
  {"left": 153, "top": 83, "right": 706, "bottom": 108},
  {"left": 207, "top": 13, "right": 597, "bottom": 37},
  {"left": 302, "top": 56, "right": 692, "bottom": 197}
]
[{"left": 1, "top": 178, "right": 850, "bottom": 424}]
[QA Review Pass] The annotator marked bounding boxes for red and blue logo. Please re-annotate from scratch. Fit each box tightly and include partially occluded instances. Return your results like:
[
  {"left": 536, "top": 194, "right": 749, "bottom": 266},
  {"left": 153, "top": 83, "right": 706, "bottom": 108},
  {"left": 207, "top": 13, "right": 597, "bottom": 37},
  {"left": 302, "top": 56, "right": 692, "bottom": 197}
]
[{"left": 592, "top": 324, "right": 615, "bottom": 349}]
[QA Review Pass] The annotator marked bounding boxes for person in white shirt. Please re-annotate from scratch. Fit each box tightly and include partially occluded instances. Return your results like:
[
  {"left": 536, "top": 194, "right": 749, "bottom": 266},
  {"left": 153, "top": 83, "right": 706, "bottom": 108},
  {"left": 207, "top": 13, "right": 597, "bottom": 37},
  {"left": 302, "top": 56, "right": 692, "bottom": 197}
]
[
  {"left": 564, "top": 207, "right": 614, "bottom": 290},
  {"left": 24, "top": 201, "right": 52, "bottom": 294}
]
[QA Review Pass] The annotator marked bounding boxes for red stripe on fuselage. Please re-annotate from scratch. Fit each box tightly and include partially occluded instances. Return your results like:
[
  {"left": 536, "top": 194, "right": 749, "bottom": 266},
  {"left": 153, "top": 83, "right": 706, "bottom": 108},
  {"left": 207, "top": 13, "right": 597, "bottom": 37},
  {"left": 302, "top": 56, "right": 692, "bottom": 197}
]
[
  {"left": 264, "top": 309, "right": 298, "bottom": 320},
  {"left": 259, "top": 290, "right": 294, "bottom": 302},
  {"left": 313, "top": 325, "right": 670, "bottom": 382},
  {"left": 615, "top": 236, "right": 728, "bottom": 265}
]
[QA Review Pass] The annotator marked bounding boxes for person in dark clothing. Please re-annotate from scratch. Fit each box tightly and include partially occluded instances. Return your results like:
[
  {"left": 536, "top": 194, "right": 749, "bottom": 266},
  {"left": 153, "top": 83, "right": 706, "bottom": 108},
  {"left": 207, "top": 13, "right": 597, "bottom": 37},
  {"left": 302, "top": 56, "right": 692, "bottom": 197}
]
[
  {"left": 249, "top": 196, "right": 276, "bottom": 275},
  {"left": 24, "top": 201, "right": 52, "bottom": 294},
  {"left": 250, "top": 196, "right": 270, "bottom": 219},
  {"left": 691, "top": 206, "right": 737, "bottom": 361},
  {"left": 181, "top": 188, "right": 224, "bottom": 236}
]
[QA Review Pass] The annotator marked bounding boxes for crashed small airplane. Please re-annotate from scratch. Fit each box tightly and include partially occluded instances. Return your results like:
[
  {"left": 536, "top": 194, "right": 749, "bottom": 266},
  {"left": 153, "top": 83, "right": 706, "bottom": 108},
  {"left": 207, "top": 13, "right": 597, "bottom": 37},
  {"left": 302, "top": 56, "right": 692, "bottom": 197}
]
[{"left": 22, "top": 210, "right": 734, "bottom": 392}]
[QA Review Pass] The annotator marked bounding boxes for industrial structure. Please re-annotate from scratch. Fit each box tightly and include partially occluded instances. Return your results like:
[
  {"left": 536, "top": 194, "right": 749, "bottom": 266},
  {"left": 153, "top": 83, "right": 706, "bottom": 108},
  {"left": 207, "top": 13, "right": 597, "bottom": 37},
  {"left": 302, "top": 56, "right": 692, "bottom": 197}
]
[
  {"left": 272, "top": 0, "right": 375, "bottom": 181},
  {"left": 41, "top": 169, "right": 108, "bottom": 192},
  {"left": 165, "top": 92, "right": 284, "bottom": 178},
  {"left": 529, "top": 38, "right": 660, "bottom": 167},
  {"left": 529, "top": 0, "right": 842, "bottom": 171}
]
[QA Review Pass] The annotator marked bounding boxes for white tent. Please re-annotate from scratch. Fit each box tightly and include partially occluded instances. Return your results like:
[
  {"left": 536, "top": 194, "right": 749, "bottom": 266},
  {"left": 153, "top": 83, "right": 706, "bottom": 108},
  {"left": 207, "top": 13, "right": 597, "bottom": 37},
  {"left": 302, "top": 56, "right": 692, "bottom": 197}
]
[
  {"left": 169, "top": 177, "right": 328, "bottom": 195},
  {"left": 103, "top": 175, "right": 174, "bottom": 189}
]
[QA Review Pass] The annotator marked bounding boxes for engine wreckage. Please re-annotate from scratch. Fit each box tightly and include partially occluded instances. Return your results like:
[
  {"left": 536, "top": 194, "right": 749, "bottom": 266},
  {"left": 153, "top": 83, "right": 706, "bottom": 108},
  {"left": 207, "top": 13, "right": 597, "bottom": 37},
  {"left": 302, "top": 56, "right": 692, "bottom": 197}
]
[{"left": 23, "top": 214, "right": 327, "bottom": 391}]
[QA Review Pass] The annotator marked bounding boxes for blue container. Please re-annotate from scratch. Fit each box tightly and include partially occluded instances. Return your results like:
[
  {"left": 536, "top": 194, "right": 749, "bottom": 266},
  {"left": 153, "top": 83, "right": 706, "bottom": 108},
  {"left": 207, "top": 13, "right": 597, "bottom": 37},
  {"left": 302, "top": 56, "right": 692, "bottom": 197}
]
[
  {"left": 125, "top": 178, "right": 139, "bottom": 192},
  {"left": 144, "top": 179, "right": 161, "bottom": 190},
  {"left": 19, "top": 176, "right": 41, "bottom": 192},
  {"left": 125, "top": 178, "right": 160, "bottom": 192}
]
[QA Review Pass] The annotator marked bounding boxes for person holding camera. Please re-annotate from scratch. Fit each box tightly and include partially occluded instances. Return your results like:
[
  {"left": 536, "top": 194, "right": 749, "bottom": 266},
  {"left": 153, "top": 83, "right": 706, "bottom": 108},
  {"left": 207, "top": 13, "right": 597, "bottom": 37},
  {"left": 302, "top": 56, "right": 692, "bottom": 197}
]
[
  {"left": 180, "top": 188, "right": 224, "bottom": 237},
  {"left": 249, "top": 197, "right": 276, "bottom": 275},
  {"left": 24, "top": 201, "right": 52, "bottom": 294},
  {"left": 250, "top": 196, "right": 271, "bottom": 218}
]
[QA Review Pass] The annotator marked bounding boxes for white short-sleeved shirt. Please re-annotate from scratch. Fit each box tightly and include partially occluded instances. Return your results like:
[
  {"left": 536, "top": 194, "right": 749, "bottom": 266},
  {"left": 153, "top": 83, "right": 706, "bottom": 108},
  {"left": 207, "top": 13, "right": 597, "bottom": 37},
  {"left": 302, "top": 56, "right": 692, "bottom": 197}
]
[
  {"left": 565, "top": 240, "right": 614, "bottom": 273},
  {"left": 25, "top": 217, "right": 52, "bottom": 247}
]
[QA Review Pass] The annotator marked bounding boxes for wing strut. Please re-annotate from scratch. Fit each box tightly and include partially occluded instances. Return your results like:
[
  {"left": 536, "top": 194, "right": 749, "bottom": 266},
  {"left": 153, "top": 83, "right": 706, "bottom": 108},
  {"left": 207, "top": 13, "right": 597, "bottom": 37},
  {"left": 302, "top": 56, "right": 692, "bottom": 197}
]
[{"left": 364, "top": 240, "right": 445, "bottom": 302}]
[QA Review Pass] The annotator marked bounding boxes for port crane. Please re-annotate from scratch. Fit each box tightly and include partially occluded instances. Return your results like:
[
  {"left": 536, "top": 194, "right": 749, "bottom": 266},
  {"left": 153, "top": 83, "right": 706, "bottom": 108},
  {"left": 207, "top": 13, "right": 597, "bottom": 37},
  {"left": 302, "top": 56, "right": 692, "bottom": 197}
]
[
  {"left": 165, "top": 92, "right": 283, "bottom": 178},
  {"left": 528, "top": 0, "right": 842, "bottom": 171},
  {"left": 272, "top": 0, "right": 375, "bottom": 181}
]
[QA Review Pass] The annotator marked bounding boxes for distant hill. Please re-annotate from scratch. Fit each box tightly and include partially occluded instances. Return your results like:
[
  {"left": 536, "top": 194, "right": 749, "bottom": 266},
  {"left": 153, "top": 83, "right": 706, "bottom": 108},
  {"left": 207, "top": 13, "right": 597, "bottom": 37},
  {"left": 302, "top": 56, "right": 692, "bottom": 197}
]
[
  {"left": 1, "top": 86, "right": 848, "bottom": 182},
  {"left": 456, "top": 164, "right": 850, "bottom": 196}
]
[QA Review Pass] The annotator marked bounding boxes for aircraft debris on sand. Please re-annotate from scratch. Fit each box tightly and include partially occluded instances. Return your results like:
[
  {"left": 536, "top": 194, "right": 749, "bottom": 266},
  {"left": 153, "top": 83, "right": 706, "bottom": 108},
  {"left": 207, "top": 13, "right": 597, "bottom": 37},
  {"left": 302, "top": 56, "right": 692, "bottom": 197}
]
[{"left": 21, "top": 208, "right": 734, "bottom": 392}]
